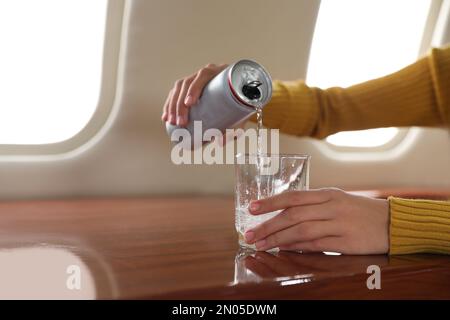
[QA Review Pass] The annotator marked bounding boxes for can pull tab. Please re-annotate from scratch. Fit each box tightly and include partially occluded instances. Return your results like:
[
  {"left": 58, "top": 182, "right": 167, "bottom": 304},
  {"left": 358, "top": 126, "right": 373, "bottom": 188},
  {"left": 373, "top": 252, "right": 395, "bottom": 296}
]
[{"left": 242, "top": 80, "right": 262, "bottom": 100}]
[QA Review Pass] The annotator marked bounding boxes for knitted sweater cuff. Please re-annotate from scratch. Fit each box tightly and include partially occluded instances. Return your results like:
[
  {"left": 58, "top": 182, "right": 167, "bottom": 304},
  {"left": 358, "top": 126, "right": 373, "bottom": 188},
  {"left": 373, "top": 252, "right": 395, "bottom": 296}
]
[{"left": 389, "top": 196, "right": 450, "bottom": 255}]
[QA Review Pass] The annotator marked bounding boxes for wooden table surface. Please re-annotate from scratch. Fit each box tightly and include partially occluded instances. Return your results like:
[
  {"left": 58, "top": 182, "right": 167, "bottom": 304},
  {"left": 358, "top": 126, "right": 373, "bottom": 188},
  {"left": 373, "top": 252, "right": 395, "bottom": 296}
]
[{"left": 0, "top": 196, "right": 449, "bottom": 299}]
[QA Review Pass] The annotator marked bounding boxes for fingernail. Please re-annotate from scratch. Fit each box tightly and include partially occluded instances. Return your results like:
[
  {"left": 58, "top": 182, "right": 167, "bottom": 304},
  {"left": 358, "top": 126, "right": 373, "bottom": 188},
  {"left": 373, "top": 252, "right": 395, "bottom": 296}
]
[
  {"left": 176, "top": 116, "right": 183, "bottom": 126},
  {"left": 244, "top": 231, "right": 255, "bottom": 243},
  {"left": 185, "top": 95, "right": 194, "bottom": 106},
  {"left": 249, "top": 201, "right": 260, "bottom": 212},
  {"left": 161, "top": 112, "right": 167, "bottom": 121},
  {"left": 256, "top": 240, "right": 266, "bottom": 250}
]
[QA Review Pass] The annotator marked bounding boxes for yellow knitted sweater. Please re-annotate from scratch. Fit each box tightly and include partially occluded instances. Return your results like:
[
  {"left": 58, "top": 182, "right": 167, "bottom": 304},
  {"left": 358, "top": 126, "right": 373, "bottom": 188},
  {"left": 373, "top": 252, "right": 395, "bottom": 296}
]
[{"left": 262, "top": 46, "right": 450, "bottom": 255}]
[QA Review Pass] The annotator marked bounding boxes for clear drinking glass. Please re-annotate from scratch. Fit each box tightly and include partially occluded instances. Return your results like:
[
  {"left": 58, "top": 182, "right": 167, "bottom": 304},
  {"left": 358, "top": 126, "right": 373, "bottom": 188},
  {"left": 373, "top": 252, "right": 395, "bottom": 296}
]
[{"left": 235, "top": 153, "right": 310, "bottom": 250}]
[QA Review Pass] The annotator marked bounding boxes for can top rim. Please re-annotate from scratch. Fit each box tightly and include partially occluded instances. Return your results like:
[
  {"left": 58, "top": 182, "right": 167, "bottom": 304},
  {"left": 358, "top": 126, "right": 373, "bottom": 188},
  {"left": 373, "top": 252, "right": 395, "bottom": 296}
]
[{"left": 227, "top": 59, "right": 273, "bottom": 108}]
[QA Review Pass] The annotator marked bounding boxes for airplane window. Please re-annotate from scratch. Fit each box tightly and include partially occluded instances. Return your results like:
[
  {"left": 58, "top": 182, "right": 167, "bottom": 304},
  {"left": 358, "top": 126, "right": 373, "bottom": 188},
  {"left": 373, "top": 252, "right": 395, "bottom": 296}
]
[
  {"left": 0, "top": 0, "right": 107, "bottom": 144},
  {"left": 306, "top": 0, "right": 432, "bottom": 148}
]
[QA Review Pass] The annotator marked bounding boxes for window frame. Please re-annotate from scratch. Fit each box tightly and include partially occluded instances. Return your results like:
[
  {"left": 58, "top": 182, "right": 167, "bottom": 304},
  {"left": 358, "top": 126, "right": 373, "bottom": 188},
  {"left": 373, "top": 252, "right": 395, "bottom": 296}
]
[
  {"left": 311, "top": 0, "right": 444, "bottom": 153},
  {"left": 0, "top": 0, "right": 125, "bottom": 156}
]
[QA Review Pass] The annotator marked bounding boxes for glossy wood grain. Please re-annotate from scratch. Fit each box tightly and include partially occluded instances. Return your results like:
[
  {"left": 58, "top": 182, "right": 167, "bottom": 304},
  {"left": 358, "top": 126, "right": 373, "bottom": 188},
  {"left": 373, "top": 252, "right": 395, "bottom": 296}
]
[{"left": 0, "top": 196, "right": 449, "bottom": 299}]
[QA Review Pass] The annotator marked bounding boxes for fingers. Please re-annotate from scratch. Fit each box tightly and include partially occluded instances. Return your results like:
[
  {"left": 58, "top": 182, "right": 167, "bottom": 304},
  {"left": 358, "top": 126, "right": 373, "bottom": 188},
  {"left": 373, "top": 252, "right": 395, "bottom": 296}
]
[
  {"left": 167, "top": 79, "right": 182, "bottom": 125},
  {"left": 244, "top": 204, "right": 333, "bottom": 244},
  {"left": 254, "top": 221, "right": 338, "bottom": 251},
  {"left": 162, "top": 63, "right": 228, "bottom": 126},
  {"left": 279, "top": 236, "right": 343, "bottom": 253},
  {"left": 161, "top": 89, "right": 172, "bottom": 122},
  {"left": 175, "top": 76, "right": 195, "bottom": 126},
  {"left": 249, "top": 189, "right": 337, "bottom": 215},
  {"left": 185, "top": 63, "right": 228, "bottom": 107}
]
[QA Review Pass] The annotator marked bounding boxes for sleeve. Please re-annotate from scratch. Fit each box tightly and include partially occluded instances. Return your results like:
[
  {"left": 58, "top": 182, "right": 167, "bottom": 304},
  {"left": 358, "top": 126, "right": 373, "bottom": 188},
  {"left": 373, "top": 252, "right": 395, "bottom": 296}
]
[
  {"left": 388, "top": 197, "right": 450, "bottom": 255},
  {"left": 259, "top": 46, "right": 450, "bottom": 139}
]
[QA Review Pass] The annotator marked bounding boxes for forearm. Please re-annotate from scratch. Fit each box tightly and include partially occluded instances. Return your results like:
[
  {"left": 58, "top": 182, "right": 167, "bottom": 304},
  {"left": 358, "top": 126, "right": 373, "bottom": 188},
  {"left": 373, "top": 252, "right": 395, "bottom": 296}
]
[
  {"left": 389, "top": 197, "right": 450, "bottom": 255},
  {"left": 261, "top": 46, "right": 450, "bottom": 138}
]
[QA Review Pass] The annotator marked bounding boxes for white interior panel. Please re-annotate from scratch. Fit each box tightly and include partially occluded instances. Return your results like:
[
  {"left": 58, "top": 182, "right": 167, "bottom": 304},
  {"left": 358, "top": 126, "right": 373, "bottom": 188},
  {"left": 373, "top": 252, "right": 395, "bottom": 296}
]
[{"left": 0, "top": 0, "right": 448, "bottom": 200}]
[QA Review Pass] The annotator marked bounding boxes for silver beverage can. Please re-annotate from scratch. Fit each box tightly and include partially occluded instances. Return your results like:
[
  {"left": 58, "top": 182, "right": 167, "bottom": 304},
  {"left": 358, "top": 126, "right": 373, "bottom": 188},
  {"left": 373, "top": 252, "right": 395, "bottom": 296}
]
[{"left": 166, "top": 59, "right": 272, "bottom": 149}]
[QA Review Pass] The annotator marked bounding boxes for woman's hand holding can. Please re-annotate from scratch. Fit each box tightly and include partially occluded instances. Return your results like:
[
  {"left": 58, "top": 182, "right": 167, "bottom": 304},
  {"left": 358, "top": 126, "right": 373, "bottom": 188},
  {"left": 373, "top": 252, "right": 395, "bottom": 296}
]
[{"left": 161, "top": 63, "right": 228, "bottom": 127}]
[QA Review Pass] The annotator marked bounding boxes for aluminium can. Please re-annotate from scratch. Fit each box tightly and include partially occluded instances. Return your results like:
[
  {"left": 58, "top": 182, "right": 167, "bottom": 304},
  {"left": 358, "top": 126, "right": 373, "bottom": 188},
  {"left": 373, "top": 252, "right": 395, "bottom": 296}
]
[{"left": 166, "top": 59, "right": 272, "bottom": 149}]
